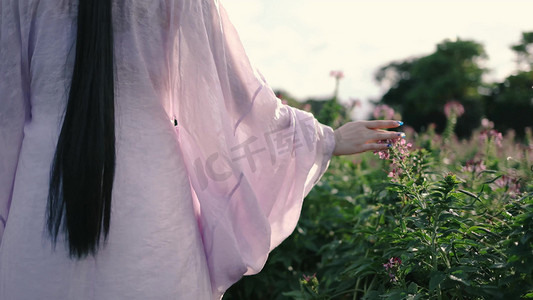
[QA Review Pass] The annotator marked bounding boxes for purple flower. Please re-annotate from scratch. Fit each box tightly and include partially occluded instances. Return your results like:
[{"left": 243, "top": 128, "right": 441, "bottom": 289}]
[
  {"left": 444, "top": 101, "right": 465, "bottom": 118},
  {"left": 383, "top": 257, "right": 402, "bottom": 283}
]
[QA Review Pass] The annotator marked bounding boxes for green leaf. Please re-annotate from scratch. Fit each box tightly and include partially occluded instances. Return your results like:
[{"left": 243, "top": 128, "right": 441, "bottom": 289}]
[
  {"left": 429, "top": 272, "right": 446, "bottom": 291},
  {"left": 408, "top": 282, "right": 418, "bottom": 294},
  {"left": 448, "top": 274, "right": 471, "bottom": 286}
]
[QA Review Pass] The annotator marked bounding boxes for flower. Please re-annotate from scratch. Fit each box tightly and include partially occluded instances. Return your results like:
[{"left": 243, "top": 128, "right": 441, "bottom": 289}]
[
  {"left": 444, "top": 101, "right": 465, "bottom": 118},
  {"left": 481, "top": 118, "right": 494, "bottom": 129},
  {"left": 374, "top": 139, "right": 412, "bottom": 161},
  {"left": 462, "top": 159, "right": 487, "bottom": 173},
  {"left": 300, "top": 273, "right": 319, "bottom": 293},
  {"left": 383, "top": 257, "right": 402, "bottom": 283},
  {"left": 374, "top": 138, "right": 413, "bottom": 183},
  {"left": 373, "top": 104, "right": 395, "bottom": 120},
  {"left": 396, "top": 138, "right": 413, "bottom": 156},
  {"left": 374, "top": 139, "right": 392, "bottom": 160},
  {"left": 479, "top": 129, "right": 503, "bottom": 147},
  {"left": 329, "top": 70, "right": 344, "bottom": 79},
  {"left": 493, "top": 175, "right": 521, "bottom": 197},
  {"left": 302, "top": 273, "right": 316, "bottom": 283},
  {"left": 376, "top": 143, "right": 391, "bottom": 160}
]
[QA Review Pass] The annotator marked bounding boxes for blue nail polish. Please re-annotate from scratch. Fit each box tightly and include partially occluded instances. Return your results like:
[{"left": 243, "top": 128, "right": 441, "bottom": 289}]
[
  {"left": 397, "top": 121, "right": 404, "bottom": 126},
  {"left": 398, "top": 133, "right": 406, "bottom": 138},
  {"left": 387, "top": 144, "right": 392, "bottom": 148}
]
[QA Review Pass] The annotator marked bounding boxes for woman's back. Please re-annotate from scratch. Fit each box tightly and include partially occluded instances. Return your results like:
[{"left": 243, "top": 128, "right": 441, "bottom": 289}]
[
  {"left": 1, "top": 1, "right": 212, "bottom": 298},
  {"left": 0, "top": 1, "right": 336, "bottom": 299}
]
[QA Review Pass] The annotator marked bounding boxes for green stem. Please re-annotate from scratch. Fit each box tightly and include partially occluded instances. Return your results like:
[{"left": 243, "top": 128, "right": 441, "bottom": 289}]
[
  {"left": 431, "top": 192, "right": 445, "bottom": 300},
  {"left": 327, "top": 288, "right": 366, "bottom": 300},
  {"left": 333, "top": 79, "right": 340, "bottom": 100},
  {"left": 352, "top": 248, "right": 370, "bottom": 300}
]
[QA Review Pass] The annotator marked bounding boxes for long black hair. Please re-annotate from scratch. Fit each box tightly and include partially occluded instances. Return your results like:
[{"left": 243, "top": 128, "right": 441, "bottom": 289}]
[{"left": 47, "top": 0, "right": 115, "bottom": 258}]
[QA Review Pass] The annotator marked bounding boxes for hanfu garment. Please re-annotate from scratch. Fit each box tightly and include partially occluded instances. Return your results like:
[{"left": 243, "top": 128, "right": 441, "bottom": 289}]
[{"left": 0, "top": 1, "right": 335, "bottom": 299}]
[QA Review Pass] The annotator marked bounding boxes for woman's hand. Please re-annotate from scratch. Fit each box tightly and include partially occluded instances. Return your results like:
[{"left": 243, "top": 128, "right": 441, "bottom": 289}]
[{"left": 332, "top": 120, "right": 404, "bottom": 156}]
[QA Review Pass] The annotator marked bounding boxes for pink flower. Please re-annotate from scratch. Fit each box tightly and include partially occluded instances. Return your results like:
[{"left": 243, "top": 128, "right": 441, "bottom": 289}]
[
  {"left": 383, "top": 257, "right": 402, "bottom": 283},
  {"left": 374, "top": 139, "right": 392, "bottom": 160},
  {"left": 396, "top": 139, "right": 413, "bottom": 156},
  {"left": 303, "top": 103, "right": 312, "bottom": 112},
  {"left": 481, "top": 118, "right": 494, "bottom": 129},
  {"left": 302, "top": 273, "right": 316, "bottom": 283},
  {"left": 374, "top": 138, "right": 412, "bottom": 183},
  {"left": 329, "top": 70, "right": 344, "bottom": 80},
  {"left": 373, "top": 104, "right": 395, "bottom": 120},
  {"left": 462, "top": 159, "right": 487, "bottom": 173},
  {"left": 480, "top": 129, "right": 503, "bottom": 147},
  {"left": 374, "top": 138, "right": 412, "bottom": 161},
  {"left": 376, "top": 144, "right": 391, "bottom": 159},
  {"left": 493, "top": 175, "right": 521, "bottom": 196},
  {"left": 444, "top": 101, "right": 465, "bottom": 118}
]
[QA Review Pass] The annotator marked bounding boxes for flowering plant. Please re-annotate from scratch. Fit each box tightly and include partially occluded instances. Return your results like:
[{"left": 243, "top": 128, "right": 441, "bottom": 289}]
[{"left": 226, "top": 103, "right": 533, "bottom": 300}]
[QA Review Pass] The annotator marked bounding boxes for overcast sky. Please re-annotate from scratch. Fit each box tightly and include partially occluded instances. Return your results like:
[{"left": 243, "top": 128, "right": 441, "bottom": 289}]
[{"left": 222, "top": 0, "right": 533, "bottom": 119}]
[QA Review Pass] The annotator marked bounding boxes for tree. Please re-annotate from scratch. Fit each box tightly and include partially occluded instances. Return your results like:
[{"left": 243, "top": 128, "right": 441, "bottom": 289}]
[
  {"left": 484, "top": 32, "right": 533, "bottom": 137},
  {"left": 375, "top": 39, "right": 487, "bottom": 137},
  {"left": 511, "top": 31, "right": 533, "bottom": 72}
]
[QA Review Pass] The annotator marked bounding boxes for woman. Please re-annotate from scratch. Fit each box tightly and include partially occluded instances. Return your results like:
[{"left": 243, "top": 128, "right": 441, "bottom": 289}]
[{"left": 0, "top": 0, "right": 402, "bottom": 299}]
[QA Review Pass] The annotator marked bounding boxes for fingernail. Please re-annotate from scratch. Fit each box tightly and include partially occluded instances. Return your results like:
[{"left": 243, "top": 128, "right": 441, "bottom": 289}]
[
  {"left": 398, "top": 132, "right": 406, "bottom": 138},
  {"left": 397, "top": 121, "right": 404, "bottom": 126},
  {"left": 387, "top": 144, "right": 392, "bottom": 148}
]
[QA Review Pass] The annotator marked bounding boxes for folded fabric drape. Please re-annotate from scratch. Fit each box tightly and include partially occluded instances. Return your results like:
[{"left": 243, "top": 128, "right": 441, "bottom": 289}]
[
  {"left": 172, "top": 1, "right": 335, "bottom": 295},
  {"left": 0, "top": 0, "right": 335, "bottom": 298}
]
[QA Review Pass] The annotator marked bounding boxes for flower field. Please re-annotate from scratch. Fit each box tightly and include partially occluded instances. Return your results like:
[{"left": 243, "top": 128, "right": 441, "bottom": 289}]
[{"left": 224, "top": 108, "right": 533, "bottom": 299}]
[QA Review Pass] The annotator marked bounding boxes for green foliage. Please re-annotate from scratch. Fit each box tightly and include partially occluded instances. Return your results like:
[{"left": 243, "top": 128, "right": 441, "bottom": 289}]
[
  {"left": 316, "top": 98, "right": 346, "bottom": 128},
  {"left": 511, "top": 31, "right": 533, "bottom": 71},
  {"left": 484, "top": 71, "right": 533, "bottom": 138},
  {"left": 224, "top": 32, "right": 533, "bottom": 300},
  {"left": 375, "top": 32, "right": 533, "bottom": 139},
  {"left": 224, "top": 120, "right": 533, "bottom": 299},
  {"left": 312, "top": 75, "right": 352, "bottom": 128}
]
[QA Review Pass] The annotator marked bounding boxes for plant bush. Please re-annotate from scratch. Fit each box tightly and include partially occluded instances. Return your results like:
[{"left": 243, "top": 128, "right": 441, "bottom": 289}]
[{"left": 223, "top": 106, "right": 533, "bottom": 299}]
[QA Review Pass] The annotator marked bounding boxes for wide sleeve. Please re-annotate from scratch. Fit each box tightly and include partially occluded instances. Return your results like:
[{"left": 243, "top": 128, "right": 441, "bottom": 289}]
[
  {"left": 0, "top": 0, "right": 31, "bottom": 244},
  {"left": 170, "top": 0, "right": 335, "bottom": 296}
]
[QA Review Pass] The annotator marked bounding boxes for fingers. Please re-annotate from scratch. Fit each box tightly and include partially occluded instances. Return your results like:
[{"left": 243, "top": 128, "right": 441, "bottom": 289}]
[
  {"left": 361, "top": 143, "right": 390, "bottom": 152},
  {"left": 364, "top": 120, "right": 403, "bottom": 129},
  {"left": 372, "top": 131, "right": 405, "bottom": 141}
]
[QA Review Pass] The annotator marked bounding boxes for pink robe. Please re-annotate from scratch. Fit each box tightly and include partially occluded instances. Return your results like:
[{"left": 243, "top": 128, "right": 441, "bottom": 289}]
[{"left": 0, "top": 0, "right": 335, "bottom": 299}]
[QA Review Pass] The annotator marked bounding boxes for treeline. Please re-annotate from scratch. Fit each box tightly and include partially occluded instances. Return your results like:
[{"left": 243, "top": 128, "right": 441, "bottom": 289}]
[{"left": 277, "top": 31, "right": 533, "bottom": 138}]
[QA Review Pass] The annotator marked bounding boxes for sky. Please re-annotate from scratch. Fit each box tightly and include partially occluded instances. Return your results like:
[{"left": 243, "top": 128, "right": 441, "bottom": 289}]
[{"left": 222, "top": 0, "right": 533, "bottom": 119}]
